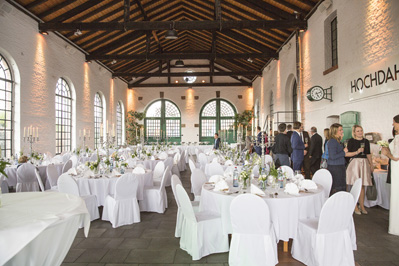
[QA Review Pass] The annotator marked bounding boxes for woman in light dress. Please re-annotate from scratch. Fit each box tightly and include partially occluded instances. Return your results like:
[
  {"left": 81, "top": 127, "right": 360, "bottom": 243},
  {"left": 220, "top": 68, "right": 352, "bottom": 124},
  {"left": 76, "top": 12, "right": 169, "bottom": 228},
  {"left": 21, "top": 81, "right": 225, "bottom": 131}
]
[{"left": 382, "top": 115, "right": 399, "bottom": 235}]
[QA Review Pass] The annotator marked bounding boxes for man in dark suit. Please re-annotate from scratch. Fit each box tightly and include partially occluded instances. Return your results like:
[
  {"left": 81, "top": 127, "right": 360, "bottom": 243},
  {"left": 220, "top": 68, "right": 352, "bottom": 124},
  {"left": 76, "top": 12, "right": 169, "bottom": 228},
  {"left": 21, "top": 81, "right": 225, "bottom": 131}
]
[
  {"left": 255, "top": 126, "right": 268, "bottom": 155},
  {"left": 309, "top": 126, "right": 323, "bottom": 175},
  {"left": 213, "top": 133, "right": 221, "bottom": 150},
  {"left": 300, "top": 125, "right": 311, "bottom": 179},
  {"left": 286, "top": 124, "right": 293, "bottom": 140},
  {"left": 290, "top": 121, "right": 305, "bottom": 171}
]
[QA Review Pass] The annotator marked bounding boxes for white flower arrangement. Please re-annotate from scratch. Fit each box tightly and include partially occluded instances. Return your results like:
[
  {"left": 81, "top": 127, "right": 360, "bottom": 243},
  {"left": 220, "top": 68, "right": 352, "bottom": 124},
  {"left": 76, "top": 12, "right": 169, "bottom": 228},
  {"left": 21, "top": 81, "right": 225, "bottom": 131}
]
[{"left": 377, "top": 140, "right": 389, "bottom": 148}]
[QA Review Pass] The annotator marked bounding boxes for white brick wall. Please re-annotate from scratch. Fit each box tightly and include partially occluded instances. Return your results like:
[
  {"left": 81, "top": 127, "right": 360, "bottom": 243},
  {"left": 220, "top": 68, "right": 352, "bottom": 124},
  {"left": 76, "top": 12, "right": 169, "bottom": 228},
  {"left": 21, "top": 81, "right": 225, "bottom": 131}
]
[
  {"left": 253, "top": 0, "right": 399, "bottom": 140},
  {"left": 0, "top": 2, "right": 128, "bottom": 154}
]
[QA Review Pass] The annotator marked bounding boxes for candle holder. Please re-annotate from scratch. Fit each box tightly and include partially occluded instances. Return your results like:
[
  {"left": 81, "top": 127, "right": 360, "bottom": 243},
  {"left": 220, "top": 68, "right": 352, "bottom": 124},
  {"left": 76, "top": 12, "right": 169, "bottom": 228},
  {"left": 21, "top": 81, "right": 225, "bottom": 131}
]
[
  {"left": 80, "top": 135, "right": 90, "bottom": 149},
  {"left": 100, "top": 133, "right": 116, "bottom": 158},
  {"left": 23, "top": 134, "right": 39, "bottom": 156}
]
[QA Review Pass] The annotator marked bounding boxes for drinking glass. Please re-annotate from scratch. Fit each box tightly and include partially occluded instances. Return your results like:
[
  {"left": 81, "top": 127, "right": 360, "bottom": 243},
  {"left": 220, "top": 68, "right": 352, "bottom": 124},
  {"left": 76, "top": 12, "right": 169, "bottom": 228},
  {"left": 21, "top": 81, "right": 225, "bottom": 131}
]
[
  {"left": 344, "top": 140, "right": 348, "bottom": 148},
  {"left": 360, "top": 142, "right": 365, "bottom": 155},
  {"left": 305, "top": 138, "right": 308, "bottom": 144}
]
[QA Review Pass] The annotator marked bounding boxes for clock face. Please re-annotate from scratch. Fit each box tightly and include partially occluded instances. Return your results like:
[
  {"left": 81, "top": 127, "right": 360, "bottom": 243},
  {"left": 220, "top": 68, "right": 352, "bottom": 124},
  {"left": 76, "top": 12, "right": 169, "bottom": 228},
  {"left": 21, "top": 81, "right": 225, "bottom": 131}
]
[{"left": 307, "top": 86, "right": 324, "bottom": 101}]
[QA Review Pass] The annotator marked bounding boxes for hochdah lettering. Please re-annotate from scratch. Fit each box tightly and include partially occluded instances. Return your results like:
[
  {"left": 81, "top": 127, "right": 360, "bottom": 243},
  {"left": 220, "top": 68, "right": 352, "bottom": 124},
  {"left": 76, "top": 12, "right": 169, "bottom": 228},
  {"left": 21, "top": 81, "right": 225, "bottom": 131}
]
[{"left": 351, "top": 63, "right": 399, "bottom": 93}]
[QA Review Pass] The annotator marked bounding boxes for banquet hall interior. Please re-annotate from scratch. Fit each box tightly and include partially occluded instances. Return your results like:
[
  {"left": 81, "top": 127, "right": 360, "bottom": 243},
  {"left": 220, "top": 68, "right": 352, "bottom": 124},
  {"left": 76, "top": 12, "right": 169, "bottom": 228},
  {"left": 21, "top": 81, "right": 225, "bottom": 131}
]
[{"left": 0, "top": 0, "right": 399, "bottom": 265}]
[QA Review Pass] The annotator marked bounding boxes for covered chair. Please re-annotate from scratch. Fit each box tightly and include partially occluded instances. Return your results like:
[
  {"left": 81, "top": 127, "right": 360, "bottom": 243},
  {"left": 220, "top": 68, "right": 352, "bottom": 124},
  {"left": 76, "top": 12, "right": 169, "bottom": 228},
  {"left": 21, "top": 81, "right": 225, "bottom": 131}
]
[
  {"left": 47, "top": 163, "right": 60, "bottom": 190},
  {"left": 70, "top": 155, "right": 78, "bottom": 168},
  {"left": 176, "top": 184, "right": 229, "bottom": 260},
  {"left": 102, "top": 173, "right": 140, "bottom": 228},
  {"left": 58, "top": 174, "right": 100, "bottom": 221},
  {"left": 229, "top": 194, "right": 278, "bottom": 266},
  {"left": 264, "top": 155, "right": 273, "bottom": 164},
  {"left": 172, "top": 152, "right": 181, "bottom": 178},
  {"left": 16, "top": 163, "right": 40, "bottom": 192},
  {"left": 139, "top": 165, "right": 170, "bottom": 213},
  {"left": 190, "top": 168, "right": 207, "bottom": 201},
  {"left": 280, "top": 165, "right": 294, "bottom": 180},
  {"left": 291, "top": 192, "right": 355, "bottom": 266},
  {"left": 350, "top": 178, "right": 362, "bottom": 209},
  {"left": 312, "top": 169, "right": 333, "bottom": 200},
  {"left": 152, "top": 161, "right": 165, "bottom": 183},
  {"left": 198, "top": 153, "right": 208, "bottom": 170},
  {"left": 207, "top": 162, "right": 224, "bottom": 177},
  {"left": 62, "top": 160, "right": 73, "bottom": 173},
  {"left": 188, "top": 158, "right": 197, "bottom": 173}
]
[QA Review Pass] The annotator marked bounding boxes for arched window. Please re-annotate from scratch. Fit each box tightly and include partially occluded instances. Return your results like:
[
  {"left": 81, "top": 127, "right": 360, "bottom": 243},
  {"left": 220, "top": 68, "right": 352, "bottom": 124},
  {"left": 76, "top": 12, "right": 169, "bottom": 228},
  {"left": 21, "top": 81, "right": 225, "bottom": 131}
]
[
  {"left": 94, "top": 93, "right": 103, "bottom": 148},
  {"left": 144, "top": 99, "right": 181, "bottom": 143},
  {"left": 0, "top": 54, "right": 13, "bottom": 157},
  {"left": 269, "top": 91, "right": 274, "bottom": 131},
  {"left": 116, "top": 101, "right": 124, "bottom": 146},
  {"left": 200, "top": 99, "right": 236, "bottom": 143},
  {"left": 55, "top": 78, "right": 72, "bottom": 153},
  {"left": 292, "top": 80, "right": 298, "bottom": 122}
]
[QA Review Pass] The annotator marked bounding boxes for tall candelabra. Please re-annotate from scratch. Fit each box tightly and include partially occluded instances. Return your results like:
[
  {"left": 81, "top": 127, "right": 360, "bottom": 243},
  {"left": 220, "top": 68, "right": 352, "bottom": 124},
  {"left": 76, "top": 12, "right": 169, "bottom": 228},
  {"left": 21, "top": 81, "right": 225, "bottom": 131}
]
[
  {"left": 80, "top": 130, "right": 90, "bottom": 149},
  {"left": 101, "top": 133, "right": 115, "bottom": 157},
  {"left": 260, "top": 131, "right": 266, "bottom": 168},
  {"left": 23, "top": 126, "right": 39, "bottom": 156}
]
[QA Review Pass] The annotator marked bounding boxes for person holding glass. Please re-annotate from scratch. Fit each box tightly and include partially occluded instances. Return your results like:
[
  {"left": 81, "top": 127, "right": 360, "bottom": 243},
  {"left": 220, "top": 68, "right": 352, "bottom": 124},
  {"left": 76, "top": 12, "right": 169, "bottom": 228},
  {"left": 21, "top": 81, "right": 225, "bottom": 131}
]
[
  {"left": 345, "top": 125, "right": 373, "bottom": 215},
  {"left": 381, "top": 115, "right": 399, "bottom": 236},
  {"left": 327, "top": 123, "right": 348, "bottom": 195}
]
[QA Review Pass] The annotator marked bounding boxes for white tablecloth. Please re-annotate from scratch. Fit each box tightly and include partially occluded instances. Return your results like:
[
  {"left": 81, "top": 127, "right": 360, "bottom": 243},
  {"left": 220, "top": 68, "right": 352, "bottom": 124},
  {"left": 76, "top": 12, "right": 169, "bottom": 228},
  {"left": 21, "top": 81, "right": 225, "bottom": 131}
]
[
  {"left": 0, "top": 192, "right": 90, "bottom": 266},
  {"left": 200, "top": 182, "right": 324, "bottom": 241},
  {"left": 364, "top": 170, "right": 390, "bottom": 209},
  {"left": 0, "top": 163, "right": 64, "bottom": 189},
  {"left": 75, "top": 170, "right": 153, "bottom": 206},
  {"left": 135, "top": 159, "right": 164, "bottom": 171},
  {"left": 204, "top": 163, "right": 242, "bottom": 177}
]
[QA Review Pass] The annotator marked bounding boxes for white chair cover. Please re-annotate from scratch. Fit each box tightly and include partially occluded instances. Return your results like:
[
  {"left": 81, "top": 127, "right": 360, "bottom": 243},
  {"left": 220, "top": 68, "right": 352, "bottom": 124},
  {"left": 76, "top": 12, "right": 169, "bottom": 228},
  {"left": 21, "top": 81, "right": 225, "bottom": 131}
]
[
  {"left": 16, "top": 163, "right": 40, "bottom": 192},
  {"left": 89, "top": 153, "right": 98, "bottom": 161},
  {"left": 132, "top": 167, "right": 146, "bottom": 174},
  {"left": 229, "top": 194, "right": 278, "bottom": 266},
  {"left": 153, "top": 161, "right": 165, "bottom": 181},
  {"left": 62, "top": 160, "right": 73, "bottom": 173},
  {"left": 264, "top": 155, "right": 273, "bottom": 164},
  {"left": 0, "top": 180, "right": 9, "bottom": 193},
  {"left": 191, "top": 168, "right": 207, "bottom": 201},
  {"left": 350, "top": 178, "right": 362, "bottom": 209},
  {"left": 102, "top": 173, "right": 141, "bottom": 228},
  {"left": 188, "top": 158, "right": 197, "bottom": 173},
  {"left": 173, "top": 152, "right": 181, "bottom": 166},
  {"left": 176, "top": 184, "right": 229, "bottom": 260},
  {"left": 172, "top": 153, "right": 181, "bottom": 179},
  {"left": 312, "top": 169, "right": 333, "bottom": 200},
  {"left": 280, "top": 165, "right": 294, "bottom": 180},
  {"left": 171, "top": 175, "right": 184, "bottom": 238},
  {"left": 251, "top": 165, "right": 259, "bottom": 177},
  {"left": 224, "top": 160, "right": 234, "bottom": 166},
  {"left": 212, "top": 157, "right": 219, "bottom": 163},
  {"left": 139, "top": 165, "right": 170, "bottom": 213},
  {"left": 198, "top": 153, "right": 208, "bottom": 170},
  {"left": 207, "top": 162, "right": 224, "bottom": 176},
  {"left": 47, "top": 164, "right": 60, "bottom": 189},
  {"left": 34, "top": 168, "right": 45, "bottom": 192},
  {"left": 58, "top": 174, "right": 100, "bottom": 221},
  {"left": 158, "top": 152, "right": 168, "bottom": 160},
  {"left": 179, "top": 150, "right": 186, "bottom": 171},
  {"left": 70, "top": 155, "right": 78, "bottom": 168},
  {"left": 164, "top": 157, "right": 174, "bottom": 170},
  {"left": 127, "top": 158, "right": 136, "bottom": 168},
  {"left": 291, "top": 192, "right": 355, "bottom": 266},
  {"left": 62, "top": 153, "right": 71, "bottom": 163},
  {"left": 51, "top": 155, "right": 63, "bottom": 164}
]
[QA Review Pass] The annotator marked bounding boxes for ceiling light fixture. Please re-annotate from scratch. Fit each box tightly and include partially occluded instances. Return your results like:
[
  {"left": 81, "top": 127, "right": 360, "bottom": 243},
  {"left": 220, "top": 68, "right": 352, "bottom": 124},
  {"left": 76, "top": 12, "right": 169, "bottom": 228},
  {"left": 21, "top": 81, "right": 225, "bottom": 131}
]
[
  {"left": 247, "top": 58, "right": 253, "bottom": 63},
  {"left": 74, "top": 29, "right": 82, "bottom": 36},
  {"left": 165, "top": 21, "right": 178, "bottom": 40},
  {"left": 111, "top": 59, "right": 117, "bottom": 64},
  {"left": 175, "top": 59, "right": 184, "bottom": 67},
  {"left": 175, "top": 80, "right": 179, "bottom": 83}
]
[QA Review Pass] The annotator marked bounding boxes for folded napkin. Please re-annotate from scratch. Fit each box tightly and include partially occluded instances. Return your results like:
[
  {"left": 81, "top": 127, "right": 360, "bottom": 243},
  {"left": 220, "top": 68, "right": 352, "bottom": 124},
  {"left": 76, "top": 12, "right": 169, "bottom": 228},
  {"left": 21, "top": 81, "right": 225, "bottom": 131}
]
[
  {"left": 224, "top": 167, "right": 234, "bottom": 180},
  {"left": 132, "top": 167, "right": 146, "bottom": 174},
  {"left": 299, "top": 179, "right": 318, "bottom": 190},
  {"left": 150, "top": 156, "right": 156, "bottom": 160},
  {"left": 67, "top": 167, "right": 77, "bottom": 176},
  {"left": 251, "top": 184, "right": 265, "bottom": 196},
  {"left": 77, "top": 164, "right": 86, "bottom": 172},
  {"left": 214, "top": 180, "right": 229, "bottom": 191},
  {"left": 135, "top": 164, "right": 145, "bottom": 169},
  {"left": 82, "top": 170, "right": 95, "bottom": 179},
  {"left": 209, "top": 175, "right": 224, "bottom": 183},
  {"left": 212, "top": 157, "right": 219, "bottom": 163},
  {"left": 224, "top": 160, "right": 234, "bottom": 166},
  {"left": 112, "top": 169, "right": 121, "bottom": 177},
  {"left": 284, "top": 183, "right": 300, "bottom": 195}
]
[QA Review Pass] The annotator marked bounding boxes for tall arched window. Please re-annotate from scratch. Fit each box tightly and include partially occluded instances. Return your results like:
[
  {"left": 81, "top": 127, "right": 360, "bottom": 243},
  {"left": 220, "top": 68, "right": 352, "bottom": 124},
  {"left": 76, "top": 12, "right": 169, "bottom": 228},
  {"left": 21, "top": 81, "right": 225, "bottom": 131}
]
[
  {"left": 144, "top": 99, "right": 181, "bottom": 143},
  {"left": 269, "top": 91, "right": 274, "bottom": 131},
  {"left": 200, "top": 99, "right": 236, "bottom": 143},
  {"left": 116, "top": 101, "right": 124, "bottom": 146},
  {"left": 55, "top": 78, "right": 72, "bottom": 153},
  {"left": 0, "top": 54, "right": 13, "bottom": 157},
  {"left": 94, "top": 93, "right": 103, "bottom": 148},
  {"left": 292, "top": 80, "right": 298, "bottom": 122}
]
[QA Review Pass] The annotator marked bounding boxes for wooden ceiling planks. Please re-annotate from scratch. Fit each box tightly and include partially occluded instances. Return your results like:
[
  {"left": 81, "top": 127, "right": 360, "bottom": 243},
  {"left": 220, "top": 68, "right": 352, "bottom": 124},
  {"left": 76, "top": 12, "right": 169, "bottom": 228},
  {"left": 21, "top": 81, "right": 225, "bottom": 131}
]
[{"left": 10, "top": 0, "right": 318, "bottom": 84}]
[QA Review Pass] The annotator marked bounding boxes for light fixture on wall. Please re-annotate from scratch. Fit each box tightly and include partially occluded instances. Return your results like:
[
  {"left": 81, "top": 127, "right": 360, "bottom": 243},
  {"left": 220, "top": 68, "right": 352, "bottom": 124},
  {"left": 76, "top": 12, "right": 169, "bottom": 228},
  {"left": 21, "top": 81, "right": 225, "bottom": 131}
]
[
  {"left": 39, "top": 30, "right": 48, "bottom": 35},
  {"left": 74, "top": 29, "right": 82, "bottom": 36},
  {"left": 165, "top": 21, "right": 178, "bottom": 40},
  {"left": 175, "top": 59, "right": 184, "bottom": 67},
  {"left": 86, "top": 60, "right": 92, "bottom": 64}
]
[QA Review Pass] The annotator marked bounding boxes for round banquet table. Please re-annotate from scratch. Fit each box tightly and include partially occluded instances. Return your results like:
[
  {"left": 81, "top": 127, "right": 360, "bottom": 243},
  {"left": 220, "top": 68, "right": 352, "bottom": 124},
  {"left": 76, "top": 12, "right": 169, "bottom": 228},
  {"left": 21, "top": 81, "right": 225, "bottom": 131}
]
[
  {"left": 0, "top": 163, "right": 64, "bottom": 189},
  {"left": 75, "top": 170, "right": 153, "bottom": 206},
  {"left": 0, "top": 192, "right": 90, "bottom": 266},
  {"left": 135, "top": 159, "right": 164, "bottom": 171},
  {"left": 199, "top": 182, "right": 324, "bottom": 241},
  {"left": 204, "top": 163, "right": 243, "bottom": 177}
]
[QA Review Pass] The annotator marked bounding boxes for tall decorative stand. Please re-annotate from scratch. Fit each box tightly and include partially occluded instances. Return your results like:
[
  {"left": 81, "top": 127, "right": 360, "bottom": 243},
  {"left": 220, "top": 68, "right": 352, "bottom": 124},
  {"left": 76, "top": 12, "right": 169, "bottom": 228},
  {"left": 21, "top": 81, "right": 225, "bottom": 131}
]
[
  {"left": 24, "top": 134, "right": 38, "bottom": 156},
  {"left": 100, "top": 133, "right": 115, "bottom": 158}
]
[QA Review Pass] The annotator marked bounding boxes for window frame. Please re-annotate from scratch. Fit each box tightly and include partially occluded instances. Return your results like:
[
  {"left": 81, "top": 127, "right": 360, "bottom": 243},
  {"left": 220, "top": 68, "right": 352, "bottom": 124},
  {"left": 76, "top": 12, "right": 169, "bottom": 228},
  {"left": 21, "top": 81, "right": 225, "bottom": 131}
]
[
  {"left": 55, "top": 78, "right": 72, "bottom": 153},
  {"left": 0, "top": 54, "right": 14, "bottom": 158},
  {"left": 94, "top": 93, "right": 103, "bottom": 149}
]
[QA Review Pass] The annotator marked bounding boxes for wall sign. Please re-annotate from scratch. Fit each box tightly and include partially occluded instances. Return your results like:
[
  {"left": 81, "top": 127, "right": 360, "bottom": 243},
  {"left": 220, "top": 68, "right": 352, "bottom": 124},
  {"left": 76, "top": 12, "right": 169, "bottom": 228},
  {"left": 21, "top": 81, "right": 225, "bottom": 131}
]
[{"left": 348, "top": 55, "right": 399, "bottom": 101}]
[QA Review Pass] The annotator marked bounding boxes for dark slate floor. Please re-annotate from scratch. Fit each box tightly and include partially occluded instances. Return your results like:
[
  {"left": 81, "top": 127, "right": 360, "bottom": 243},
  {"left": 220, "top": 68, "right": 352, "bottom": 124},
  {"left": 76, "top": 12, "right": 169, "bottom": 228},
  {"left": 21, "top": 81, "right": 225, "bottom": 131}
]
[{"left": 62, "top": 166, "right": 399, "bottom": 266}]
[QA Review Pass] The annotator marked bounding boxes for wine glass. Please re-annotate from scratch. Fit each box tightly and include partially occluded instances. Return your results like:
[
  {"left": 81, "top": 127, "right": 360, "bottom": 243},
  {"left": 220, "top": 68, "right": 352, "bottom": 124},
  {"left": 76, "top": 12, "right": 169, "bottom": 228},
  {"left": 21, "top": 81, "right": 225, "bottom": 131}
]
[
  {"left": 305, "top": 138, "right": 308, "bottom": 144},
  {"left": 344, "top": 140, "right": 348, "bottom": 148},
  {"left": 360, "top": 142, "right": 365, "bottom": 155}
]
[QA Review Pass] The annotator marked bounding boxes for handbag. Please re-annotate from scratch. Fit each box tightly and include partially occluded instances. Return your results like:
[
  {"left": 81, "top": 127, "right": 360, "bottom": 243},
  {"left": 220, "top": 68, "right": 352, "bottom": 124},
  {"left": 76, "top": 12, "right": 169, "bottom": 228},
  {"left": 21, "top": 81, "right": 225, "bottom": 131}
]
[
  {"left": 320, "top": 141, "right": 328, "bottom": 169},
  {"left": 366, "top": 173, "right": 378, "bottom": 201}
]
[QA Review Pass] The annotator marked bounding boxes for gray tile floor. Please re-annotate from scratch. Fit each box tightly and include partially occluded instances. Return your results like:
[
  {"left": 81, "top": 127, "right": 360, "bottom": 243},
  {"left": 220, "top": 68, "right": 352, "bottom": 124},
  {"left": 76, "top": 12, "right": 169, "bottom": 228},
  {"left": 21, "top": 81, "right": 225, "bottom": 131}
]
[{"left": 62, "top": 166, "right": 399, "bottom": 266}]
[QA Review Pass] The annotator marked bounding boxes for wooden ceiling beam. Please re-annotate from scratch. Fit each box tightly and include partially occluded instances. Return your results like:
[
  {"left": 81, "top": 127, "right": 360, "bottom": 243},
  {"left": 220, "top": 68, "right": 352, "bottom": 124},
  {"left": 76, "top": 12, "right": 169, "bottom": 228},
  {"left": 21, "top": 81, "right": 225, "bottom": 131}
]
[
  {"left": 37, "top": 0, "right": 78, "bottom": 18},
  {"left": 87, "top": 52, "right": 277, "bottom": 61},
  {"left": 48, "top": 0, "right": 100, "bottom": 23},
  {"left": 128, "top": 82, "right": 251, "bottom": 88},
  {"left": 112, "top": 71, "right": 261, "bottom": 78},
  {"left": 25, "top": 0, "right": 49, "bottom": 10},
  {"left": 39, "top": 19, "right": 307, "bottom": 31},
  {"left": 273, "top": 0, "right": 308, "bottom": 14}
]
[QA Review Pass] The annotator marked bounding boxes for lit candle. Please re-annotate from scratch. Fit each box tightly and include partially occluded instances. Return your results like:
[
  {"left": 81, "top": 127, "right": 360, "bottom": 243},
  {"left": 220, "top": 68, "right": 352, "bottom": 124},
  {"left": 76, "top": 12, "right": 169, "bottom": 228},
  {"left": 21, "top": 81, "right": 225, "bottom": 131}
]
[
  {"left": 79, "top": 130, "right": 82, "bottom": 137},
  {"left": 30, "top": 125, "right": 33, "bottom": 136},
  {"left": 24, "top": 127, "right": 26, "bottom": 137},
  {"left": 36, "top": 127, "right": 38, "bottom": 138},
  {"left": 83, "top": 129, "right": 86, "bottom": 137},
  {"left": 112, "top": 123, "right": 115, "bottom": 137}
]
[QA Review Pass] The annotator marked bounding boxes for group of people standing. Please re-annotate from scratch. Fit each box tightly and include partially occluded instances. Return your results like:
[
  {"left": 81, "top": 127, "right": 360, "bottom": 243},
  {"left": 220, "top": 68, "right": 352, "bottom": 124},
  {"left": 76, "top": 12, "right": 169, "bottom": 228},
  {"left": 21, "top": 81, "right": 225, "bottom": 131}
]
[{"left": 270, "top": 115, "right": 399, "bottom": 236}]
